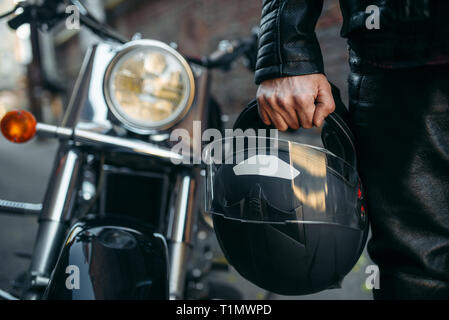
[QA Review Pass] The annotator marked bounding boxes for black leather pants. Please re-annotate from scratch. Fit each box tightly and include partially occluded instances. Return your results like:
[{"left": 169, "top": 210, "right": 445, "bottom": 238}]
[{"left": 348, "top": 52, "right": 449, "bottom": 299}]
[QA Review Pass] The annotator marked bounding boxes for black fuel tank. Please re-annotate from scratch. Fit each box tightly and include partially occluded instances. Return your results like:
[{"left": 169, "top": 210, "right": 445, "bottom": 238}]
[{"left": 44, "top": 220, "right": 168, "bottom": 300}]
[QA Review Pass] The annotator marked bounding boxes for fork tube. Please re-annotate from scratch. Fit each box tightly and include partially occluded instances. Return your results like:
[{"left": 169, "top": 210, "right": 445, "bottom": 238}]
[
  {"left": 166, "top": 173, "right": 197, "bottom": 300},
  {"left": 23, "top": 145, "right": 82, "bottom": 299}
]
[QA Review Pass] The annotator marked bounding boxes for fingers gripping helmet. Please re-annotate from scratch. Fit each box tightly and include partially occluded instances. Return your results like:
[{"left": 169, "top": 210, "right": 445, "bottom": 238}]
[{"left": 204, "top": 84, "right": 368, "bottom": 295}]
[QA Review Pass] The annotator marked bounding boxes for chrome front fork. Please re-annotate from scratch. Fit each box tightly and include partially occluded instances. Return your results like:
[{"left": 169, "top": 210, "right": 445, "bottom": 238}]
[
  {"left": 23, "top": 145, "right": 197, "bottom": 300},
  {"left": 166, "top": 172, "right": 198, "bottom": 300},
  {"left": 23, "top": 144, "right": 82, "bottom": 299}
]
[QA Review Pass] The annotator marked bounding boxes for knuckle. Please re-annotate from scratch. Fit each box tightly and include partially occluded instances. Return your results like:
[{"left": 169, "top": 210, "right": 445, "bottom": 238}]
[
  {"left": 323, "top": 102, "right": 335, "bottom": 114},
  {"left": 274, "top": 95, "right": 285, "bottom": 107},
  {"left": 296, "top": 94, "right": 314, "bottom": 106},
  {"left": 266, "top": 94, "right": 277, "bottom": 105},
  {"left": 304, "top": 103, "right": 316, "bottom": 113},
  {"left": 300, "top": 114, "right": 314, "bottom": 129},
  {"left": 280, "top": 93, "right": 293, "bottom": 102},
  {"left": 284, "top": 96, "right": 297, "bottom": 109},
  {"left": 295, "top": 95, "right": 307, "bottom": 105},
  {"left": 301, "top": 121, "right": 313, "bottom": 129}
]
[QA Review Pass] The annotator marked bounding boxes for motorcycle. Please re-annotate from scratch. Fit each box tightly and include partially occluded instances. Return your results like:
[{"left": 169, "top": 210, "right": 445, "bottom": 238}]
[{"left": 0, "top": 0, "right": 257, "bottom": 300}]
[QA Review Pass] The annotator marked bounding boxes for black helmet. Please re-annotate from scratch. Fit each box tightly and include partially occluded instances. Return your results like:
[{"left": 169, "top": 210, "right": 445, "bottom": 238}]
[{"left": 203, "top": 84, "right": 368, "bottom": 295}]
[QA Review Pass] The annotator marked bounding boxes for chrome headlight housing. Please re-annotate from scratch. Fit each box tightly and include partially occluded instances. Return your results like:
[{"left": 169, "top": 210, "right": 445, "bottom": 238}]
[{"left": 104, "top": 40, "right": 195, "bottom": 134}]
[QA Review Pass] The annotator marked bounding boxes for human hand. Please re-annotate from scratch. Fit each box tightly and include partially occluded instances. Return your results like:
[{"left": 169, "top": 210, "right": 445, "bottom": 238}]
[{"left": 256, "top": 74, "right": 335, "bottom": 131}]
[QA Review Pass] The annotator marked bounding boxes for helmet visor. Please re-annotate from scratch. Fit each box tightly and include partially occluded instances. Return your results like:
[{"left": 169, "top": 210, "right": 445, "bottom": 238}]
[{"left": 204, "top": 137, "right": 367, "bottom": 230}]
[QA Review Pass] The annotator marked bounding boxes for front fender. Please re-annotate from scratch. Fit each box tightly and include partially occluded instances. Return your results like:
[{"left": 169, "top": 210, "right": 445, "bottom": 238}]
[{"left": 43, "top": 221, "right": 169, "bottom": 300}]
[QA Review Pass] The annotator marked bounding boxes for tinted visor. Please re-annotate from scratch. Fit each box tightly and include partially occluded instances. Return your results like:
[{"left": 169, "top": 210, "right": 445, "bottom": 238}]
[{"left": 204, "top": 137, "right": 367, "bottom": 230}]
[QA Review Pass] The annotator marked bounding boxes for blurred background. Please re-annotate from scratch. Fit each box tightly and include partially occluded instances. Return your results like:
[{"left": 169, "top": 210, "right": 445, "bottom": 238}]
[{"left": 0, "top": 0, "right": 371, "bottom": 299}]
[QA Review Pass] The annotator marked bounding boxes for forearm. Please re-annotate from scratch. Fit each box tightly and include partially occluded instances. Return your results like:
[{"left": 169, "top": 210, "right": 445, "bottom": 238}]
[{"left": 255, "top": 0, "right": 325, "bottom": 85}]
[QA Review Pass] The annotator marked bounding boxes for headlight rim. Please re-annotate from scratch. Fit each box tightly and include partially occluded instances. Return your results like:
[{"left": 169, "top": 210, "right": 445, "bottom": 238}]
[{"left": 103, "top": 39, "right": 195, "bottom": 134}]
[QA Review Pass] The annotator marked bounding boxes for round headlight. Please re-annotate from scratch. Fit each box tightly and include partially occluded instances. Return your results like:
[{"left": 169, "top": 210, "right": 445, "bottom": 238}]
[{"left": 104, "top": 40, "right": 195, "bottom": 133}]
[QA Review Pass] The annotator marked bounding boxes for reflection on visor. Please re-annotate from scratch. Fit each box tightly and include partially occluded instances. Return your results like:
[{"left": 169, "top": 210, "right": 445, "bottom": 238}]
[
  {"left": 289, "top": 142, "right": 327, "bottom": 213},
  {"left": 205, "top": 137, "right": 365, "bottom": 230},
  {"left": 233, "top": 154, "right": 300, "bottom": 180},
  {"left": 218, "top": 183, "right": 303, "bottom": 223}
]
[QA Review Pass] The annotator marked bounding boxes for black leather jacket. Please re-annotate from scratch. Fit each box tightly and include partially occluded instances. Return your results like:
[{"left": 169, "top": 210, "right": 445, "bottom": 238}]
[{"left": 255, "top": 0, "right": 449, "bottom": 84}]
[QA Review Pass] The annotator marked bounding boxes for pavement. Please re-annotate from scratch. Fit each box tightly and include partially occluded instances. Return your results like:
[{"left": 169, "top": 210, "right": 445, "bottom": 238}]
[{"left": 0, "top": 136, "right": 58, "bottom": 295}]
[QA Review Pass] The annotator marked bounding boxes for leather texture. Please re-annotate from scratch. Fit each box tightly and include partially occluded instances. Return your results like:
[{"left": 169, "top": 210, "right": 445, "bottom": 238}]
[
  {"left": 255, "top": 0, "right": 449, "bottom": 84},
  {"left": 256, "top": 0, "right": 324, "bottom": 84},
  {"left": 348, "top": 51, "right": 449, "bottom": 299}
]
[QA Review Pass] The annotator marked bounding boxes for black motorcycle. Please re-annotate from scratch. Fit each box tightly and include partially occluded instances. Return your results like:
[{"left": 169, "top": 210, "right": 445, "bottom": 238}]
[{"left": 0, "top": 0, "right": 257, "bottom": 300}]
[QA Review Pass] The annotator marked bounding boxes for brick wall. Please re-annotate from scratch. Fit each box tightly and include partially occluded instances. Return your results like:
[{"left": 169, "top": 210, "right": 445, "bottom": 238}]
[{"left": 107, "top": 0, "right": 350, "bottom": 115}]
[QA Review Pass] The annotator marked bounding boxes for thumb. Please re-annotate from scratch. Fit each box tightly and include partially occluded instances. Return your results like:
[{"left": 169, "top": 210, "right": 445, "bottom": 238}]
[{"left": 313, "top": 85, "right": 335, "bottom": 127}]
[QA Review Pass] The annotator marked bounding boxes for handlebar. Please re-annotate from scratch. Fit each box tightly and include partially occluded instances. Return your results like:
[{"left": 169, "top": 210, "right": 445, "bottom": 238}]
[
  {"left": 0, "top": 2, "right": 22, "bottom": 20},
  {"left": 187, "top": 30, "right": 258, "bottom": 72},
  {"left": 1, "top": 0, "right": 128, "bottom": 44},
  {"left": 0, "top": 199, "right": 42, "bottom": 215},
  {"left": 1, "top": 1, "right": 257, "bottom": 66},
  {"left": 35, "top": 122, "right": 190, "bottom": 164}
]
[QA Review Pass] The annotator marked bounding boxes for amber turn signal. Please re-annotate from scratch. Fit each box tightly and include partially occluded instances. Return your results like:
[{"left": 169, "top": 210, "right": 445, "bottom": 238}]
[{"left": 0, "top": 110, "right": 37, "bottom": 143}]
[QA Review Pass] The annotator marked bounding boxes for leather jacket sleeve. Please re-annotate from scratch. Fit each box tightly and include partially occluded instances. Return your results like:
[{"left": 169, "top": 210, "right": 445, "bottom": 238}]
[{"left": 255, "top": 0, "right": 325, "bottom": 85}]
